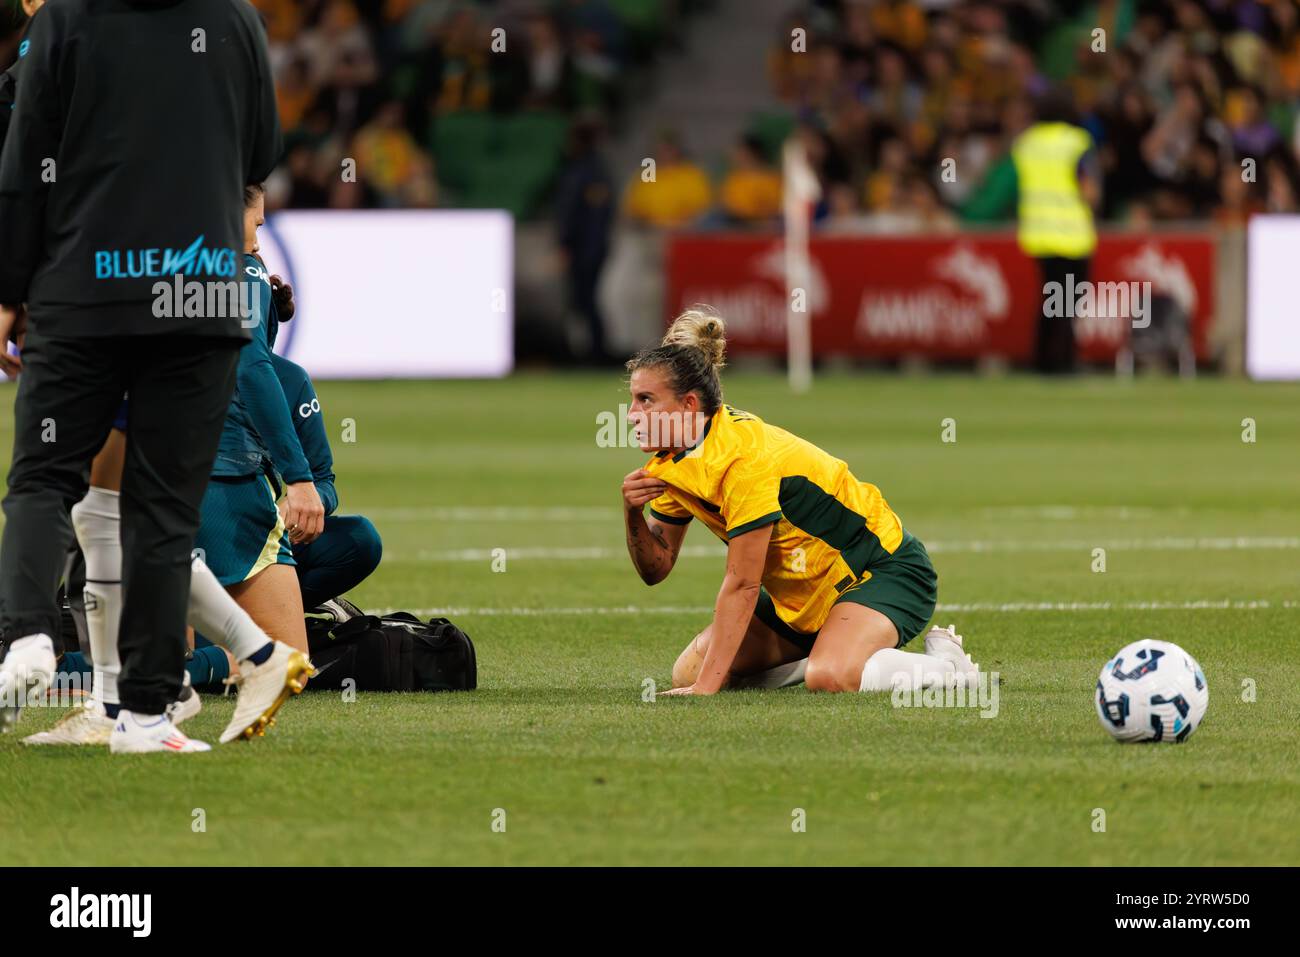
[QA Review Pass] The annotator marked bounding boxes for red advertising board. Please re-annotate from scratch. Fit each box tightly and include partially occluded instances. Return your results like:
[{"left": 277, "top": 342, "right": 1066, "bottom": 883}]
[{"left": 666, "top": 233, "right": 1216, "bottom": 362}]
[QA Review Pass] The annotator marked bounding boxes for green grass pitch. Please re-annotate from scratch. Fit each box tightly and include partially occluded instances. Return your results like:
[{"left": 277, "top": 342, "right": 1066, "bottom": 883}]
[{"left": 2, "top": 371, "right": 1298, "bottom": 866}]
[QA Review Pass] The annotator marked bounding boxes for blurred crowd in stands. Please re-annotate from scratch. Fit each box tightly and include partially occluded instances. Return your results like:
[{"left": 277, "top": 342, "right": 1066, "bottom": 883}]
[
  {"left": 4, "top": 0, "right": 1299, "bottom": 230},
  {"left": 747, "top": 0, "right": 1300, "bottom": 233},
  {"left": 630, "top": 0, "right": 1300, "bottom": 231},
  {"left": 241, "top": 0, "right": 1300, "bottom": 232},
  {"left": 246, "top": 0, "right": 695, "bottom": 212}
]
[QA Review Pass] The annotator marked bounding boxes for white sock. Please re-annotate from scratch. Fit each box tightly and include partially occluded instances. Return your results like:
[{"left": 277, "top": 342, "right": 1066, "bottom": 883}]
[
  {"left": 70, "top": 487, "right": 122, "bottom": 707},
  {"left": 72, "top": 488, "right": 273, "bottom": 704},
  {"left": 859, "top": 647, "right": 954, "bottom": 693},
  {"left": 187, "top": 557, "right": 271, "bottom": 662},
  {"left": 730, "top": 658, "right": 808, "bottom": 689}
]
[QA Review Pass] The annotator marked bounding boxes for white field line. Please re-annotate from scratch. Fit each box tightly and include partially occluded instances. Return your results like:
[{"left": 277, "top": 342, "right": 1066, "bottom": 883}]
[
  {"left": 928, "top": 536, "right": 1300, "bottom": 554},
  {"left": 383, "top": 599, "right": 1299, "bottom": 618},
  {"left": 365, "top": 505, "right": 1203, "bottom": 523},
  {"left": 978, "top": 505, "right": 1188, "bottom": 520},
  {"left": 365, "top": 506, "right": 616, "bottom": 522},
  {"left": 403, "top": 536, "right": 1300, "bottom": 563}
]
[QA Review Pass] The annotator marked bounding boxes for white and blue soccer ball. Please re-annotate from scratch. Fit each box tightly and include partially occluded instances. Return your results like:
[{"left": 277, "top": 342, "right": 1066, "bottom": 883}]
[{"left": 1095, "top": 639, "right": 1208, "bottom": 743}]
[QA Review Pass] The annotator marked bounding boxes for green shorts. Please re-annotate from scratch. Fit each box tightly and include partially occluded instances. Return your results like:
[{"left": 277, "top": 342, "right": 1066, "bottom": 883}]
[
  {"left": 194, "top": 472, "right": 295, "bottom": 587},
  {"left": 754, "top": 530, "right": 938, "bottom": 652}
]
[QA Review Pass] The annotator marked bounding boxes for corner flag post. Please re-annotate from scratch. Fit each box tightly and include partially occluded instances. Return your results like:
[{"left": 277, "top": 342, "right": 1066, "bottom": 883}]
[{"left": 782, "top": 134, "right": 820, "bottom": 394}]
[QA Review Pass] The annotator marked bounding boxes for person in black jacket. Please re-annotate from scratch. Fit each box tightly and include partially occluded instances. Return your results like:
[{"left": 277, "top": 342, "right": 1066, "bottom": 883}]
[
  {"left": 0, "top": 0, "right": 311, "bottom": 753},
  {"left": 555, "top": 116, "right": 615, "bottom": 364}
]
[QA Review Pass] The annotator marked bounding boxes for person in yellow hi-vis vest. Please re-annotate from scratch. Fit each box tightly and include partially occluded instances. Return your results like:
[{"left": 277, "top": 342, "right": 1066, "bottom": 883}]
[{"left": 1011, "top": 90, "right": 1101, "bottom": 373}]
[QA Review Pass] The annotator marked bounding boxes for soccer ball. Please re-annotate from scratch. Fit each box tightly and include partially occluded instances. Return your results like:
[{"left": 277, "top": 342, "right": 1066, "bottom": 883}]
[{"left": 1095, "top": 639, "right": 1208, "bottom": 743}]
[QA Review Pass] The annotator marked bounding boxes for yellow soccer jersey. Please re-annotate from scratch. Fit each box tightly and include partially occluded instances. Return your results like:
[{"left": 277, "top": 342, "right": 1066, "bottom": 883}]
[{"left": 644, "top": 404, "right": 906, "bottom": 635}]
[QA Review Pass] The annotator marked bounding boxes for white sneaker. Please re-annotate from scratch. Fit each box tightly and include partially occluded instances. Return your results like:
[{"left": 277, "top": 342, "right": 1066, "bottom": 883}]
[
  {"left": 924, "top": 624, "right": 980, "bottom": 686},
  {"left": 219, "top": 641, "right": 314, "bottom": 744},
  {"left": 165, "top": 671, "right": 201, "bottom": 725},
  {"left": 0, "top": 634, "right": 57, "bottom": 734},
  {"left": 110, "top": 710, "right": 211, "bottom": 753},
  {"left": 23, "top": 701, "right": 114, "bottom": 746}
]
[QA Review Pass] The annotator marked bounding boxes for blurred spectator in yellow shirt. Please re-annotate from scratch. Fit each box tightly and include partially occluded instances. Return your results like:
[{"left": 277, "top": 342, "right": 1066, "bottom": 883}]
[
  {"left": 351, "top": 101, "right": 438, "bottom": 208},
  {"left": 720, "top": 135, "right": 782, "bottom": 224},
  {"left": 623, "top": 132, "right": 713, "bottom": 228},
  {"left": 864, "top": 136, "right": 911, "bottom": 211},
  {"left": 870, "top": 0, "right": 927, "bottom": 52},
  {"left": 252, "top": 0, "right": 304, "bottom": 45},
  {"left": 276, "top": 57, "right": 316, "bottom": 132}
]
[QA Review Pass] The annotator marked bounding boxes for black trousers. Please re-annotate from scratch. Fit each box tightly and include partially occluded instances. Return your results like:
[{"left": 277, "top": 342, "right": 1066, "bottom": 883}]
[
  {"left": 1035, "top": 256, "right": 1090, "bottom": 374},
  {"left": 568, "top": 253, "right": 608, "bottom": 361},
  {"left": 0, "top": 328, "right": 239, "bottom": 714}
]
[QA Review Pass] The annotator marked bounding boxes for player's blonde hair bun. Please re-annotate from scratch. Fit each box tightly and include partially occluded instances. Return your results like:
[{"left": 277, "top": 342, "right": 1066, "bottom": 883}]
[
  {"left": 625, "top": 304, "right": 727, "bottom": 415},
  {"left": 663, "top": 306, "right": 726, "bottom": 372}
]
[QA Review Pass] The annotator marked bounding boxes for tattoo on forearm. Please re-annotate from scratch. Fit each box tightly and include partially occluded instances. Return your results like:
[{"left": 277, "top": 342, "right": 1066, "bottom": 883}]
[
  {"left": 627, "top": 511, "right": 675, "bottom": 579},
  {"left": 648, "top": 524, "right": 672, "bottom": 554}
]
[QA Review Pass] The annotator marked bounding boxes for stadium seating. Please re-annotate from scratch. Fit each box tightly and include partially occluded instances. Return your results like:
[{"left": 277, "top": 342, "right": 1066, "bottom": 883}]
[{"left": 432, "top": 111, "right": 569, "bottom": 218}]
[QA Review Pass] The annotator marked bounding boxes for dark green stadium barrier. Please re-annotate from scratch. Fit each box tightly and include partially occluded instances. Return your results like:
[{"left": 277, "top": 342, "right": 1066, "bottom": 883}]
[{"left": 433, "top": 111, "right": 568, "bottom": 218}]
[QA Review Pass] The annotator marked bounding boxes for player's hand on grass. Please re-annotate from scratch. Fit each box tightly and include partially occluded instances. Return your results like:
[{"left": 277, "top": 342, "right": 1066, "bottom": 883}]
[
  {"left": 622, "top": 468, "right": 666, "bottom": 510},
  {"left": 658, "top": 682, "right": 721, "bottom": 697},
  {"left": 281, "top": 481, "right": 325, "bottom": 544},
  {"left": 0, "top": 303, "right": 27, "bottom": 377}
]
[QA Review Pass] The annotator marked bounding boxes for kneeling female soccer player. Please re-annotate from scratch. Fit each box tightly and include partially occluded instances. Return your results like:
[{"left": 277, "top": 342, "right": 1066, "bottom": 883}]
[{"left": 621, "top": 308, "right": 980, "bottom": 696}]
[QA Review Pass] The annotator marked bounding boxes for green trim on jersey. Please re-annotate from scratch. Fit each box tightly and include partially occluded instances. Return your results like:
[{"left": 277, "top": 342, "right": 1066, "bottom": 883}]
[
  {"left": 649, "top": 507, "right": 691, "bottom": 525},
  {"left": 777, "top": 475, "right": 889, "bottom": 574},
  {"left": 727, "top": 510, "right": 783, "bottom": 539}
]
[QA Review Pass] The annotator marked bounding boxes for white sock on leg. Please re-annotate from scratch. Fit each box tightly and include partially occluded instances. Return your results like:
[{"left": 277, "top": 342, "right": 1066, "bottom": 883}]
[
  {"left": 729, "top": 658, "right": 808, "bottom": 689},
  {"left": 72, "top": 487, "right": 273, "bottom": 704},
  {"left": 71, "top": 487, "right": 123, "bottom": 708},
  {"left": 859, "top": 647, "right": 954, "bottom": 693},
  {"left": 187, "top": 558, "right": 271, "bottom": 662}
]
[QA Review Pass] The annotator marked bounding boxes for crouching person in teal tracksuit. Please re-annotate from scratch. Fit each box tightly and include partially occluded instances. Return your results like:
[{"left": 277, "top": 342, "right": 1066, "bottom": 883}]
[{"left": 267, "top": 281, "right": 382, "bottom": 611}]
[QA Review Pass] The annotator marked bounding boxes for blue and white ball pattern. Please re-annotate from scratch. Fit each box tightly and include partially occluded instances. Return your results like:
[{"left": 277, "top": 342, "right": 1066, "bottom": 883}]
[{"left": 1096, "top": 639, "right": 1209, "bottom": 743}]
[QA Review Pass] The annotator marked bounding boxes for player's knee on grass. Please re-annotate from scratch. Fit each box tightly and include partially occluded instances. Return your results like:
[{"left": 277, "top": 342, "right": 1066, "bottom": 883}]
[
  {"left": 671, "top": 631, "right": 707, "bottom": 688},
  {"left": 804, "top": 656, "right": 861, "bottom": 694}
]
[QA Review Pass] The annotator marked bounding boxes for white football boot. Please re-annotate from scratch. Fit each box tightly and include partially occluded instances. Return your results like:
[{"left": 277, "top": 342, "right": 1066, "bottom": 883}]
[
  {"left": 0, "top": 634, "right": 57, "bottom": 734},
  {"left": 110, "top": 710, "right": 211, "bottom": 753},
  {"left": 218, "top": 641, "right": 314, "bottom": 743},
  {"left": 23, "top": 700, "right": 114, "bottom": 746},
  {"left": 165, "top": 671, "right": 201, "bottom": 725},
  {"left": 923, "top": 624, "right": 981, "bottom": 687}
]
